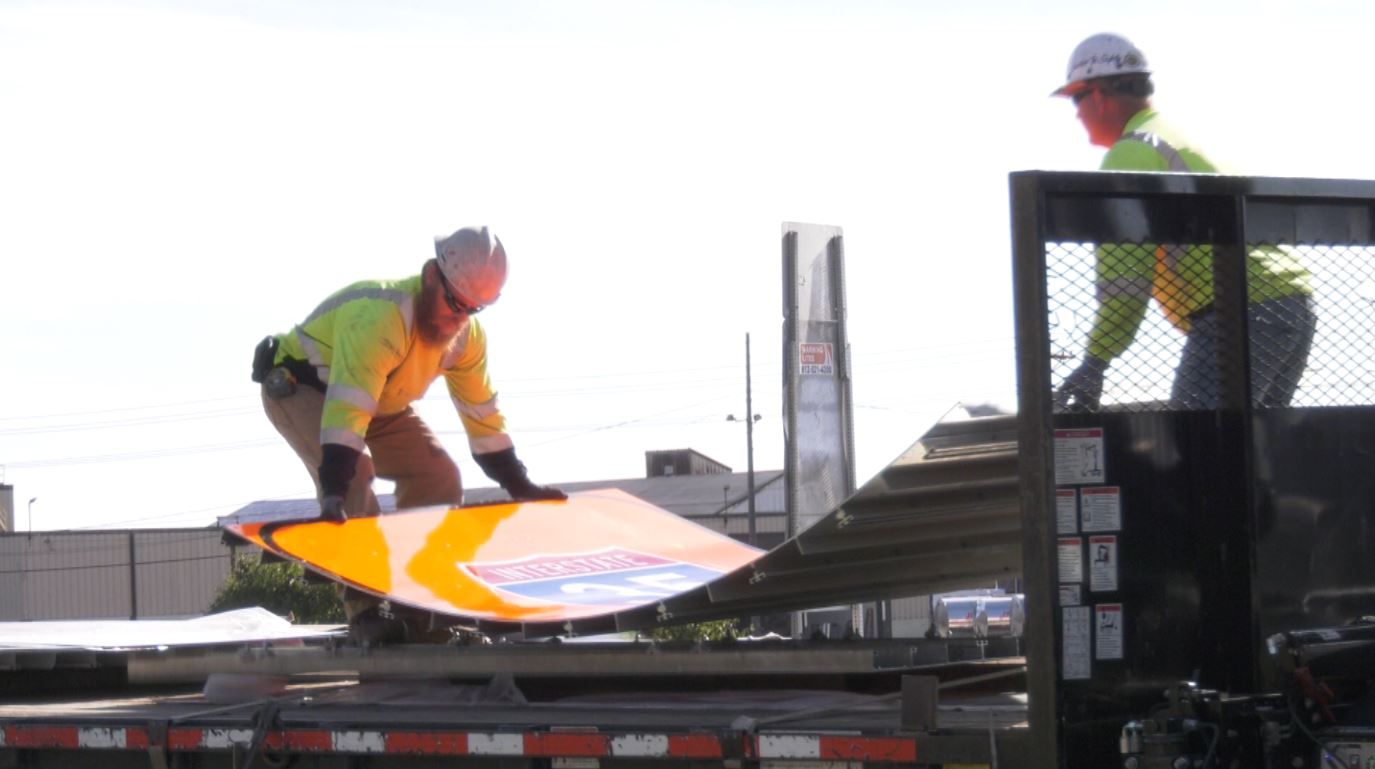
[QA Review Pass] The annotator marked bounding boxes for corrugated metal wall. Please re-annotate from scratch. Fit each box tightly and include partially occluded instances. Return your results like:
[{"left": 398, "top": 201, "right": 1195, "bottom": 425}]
[
  {"left": 889, "top": 595, "right": 933, "bottom": 638},
  {"left": 0, "top": 530, "right": 233, "bottom": 621},
  {"left": 0, "top": 485, "right": 13, "bottom": 533}
]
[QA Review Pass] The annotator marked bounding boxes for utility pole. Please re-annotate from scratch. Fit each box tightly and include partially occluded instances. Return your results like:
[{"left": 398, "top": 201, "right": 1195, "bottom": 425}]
[
  {"left": 744, "top": 333, "right": 757, "bottom": 547},
  {"left": 727, "top": 333, "right": 761, "bottom": 547}
]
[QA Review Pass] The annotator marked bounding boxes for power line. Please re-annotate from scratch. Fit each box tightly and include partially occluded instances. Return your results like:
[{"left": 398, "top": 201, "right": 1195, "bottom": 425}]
[
  {"left": 0, "top": 337, "right": 1009, "bottom": 473},
  {"left": 0, "top": 337, "right": 1012, "bottom": 431},
  {"left": 0, "top": 406, "right": 260, "bottom": 436},
  {"left": 3, "top": 439, "right": 280, "bottom": 469},
  {"left": 526, "top": 395, "right": 735, "bottom": 447},
  {"left": 0, "top": 531, "right": 225, "bottom": 554},
  {"left": 0, "top": 395, "right": 252, "bottom": 424}
]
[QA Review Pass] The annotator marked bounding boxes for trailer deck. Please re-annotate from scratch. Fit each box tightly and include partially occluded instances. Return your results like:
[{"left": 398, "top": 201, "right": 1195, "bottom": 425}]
[{"left": 0, "top": 640, "right": 1030, "bottom": 767}]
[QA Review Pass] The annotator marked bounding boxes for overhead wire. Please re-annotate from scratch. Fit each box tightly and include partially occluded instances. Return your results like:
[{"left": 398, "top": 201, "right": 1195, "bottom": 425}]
[
  {"left": 0, "top": 336, "right": 1013, "bottom": 435},
  {"left": 1, "top": 337, "right": 1010, "bottom": 527}
]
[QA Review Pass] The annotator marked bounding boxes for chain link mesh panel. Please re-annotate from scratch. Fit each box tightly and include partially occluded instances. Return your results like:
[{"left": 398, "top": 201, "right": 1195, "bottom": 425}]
[{"left": 1048, "top": 241, "right": 1375, "bottom": 411}]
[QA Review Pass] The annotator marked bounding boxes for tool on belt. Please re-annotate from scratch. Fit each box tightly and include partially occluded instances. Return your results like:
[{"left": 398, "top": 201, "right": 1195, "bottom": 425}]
[{"left": 251, "top": 336, "right": 326, "bottom": 399}]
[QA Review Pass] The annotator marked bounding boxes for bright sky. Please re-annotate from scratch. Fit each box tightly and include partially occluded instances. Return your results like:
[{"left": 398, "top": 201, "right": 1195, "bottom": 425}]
[{"left": 3, "top": 0, "right": 1372, "bottom": 531}]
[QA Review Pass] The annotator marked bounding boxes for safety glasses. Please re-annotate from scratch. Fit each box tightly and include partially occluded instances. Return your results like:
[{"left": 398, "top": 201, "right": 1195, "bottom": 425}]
[{"left": 437, "top": 272, "right": 484, "bottom": 315}]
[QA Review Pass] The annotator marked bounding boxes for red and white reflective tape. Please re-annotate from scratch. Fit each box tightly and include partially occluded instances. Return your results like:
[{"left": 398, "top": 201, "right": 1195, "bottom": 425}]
[
  {"left": 0, "top": 725, "right": 915, "bottom": 763},
  {"left": 752, "top": 734, "right": 917, "bottom": 763}
]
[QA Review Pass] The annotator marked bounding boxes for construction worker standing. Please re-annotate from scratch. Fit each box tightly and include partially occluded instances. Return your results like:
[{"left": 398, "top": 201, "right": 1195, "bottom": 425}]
[
  {"left": 251, "top": 226, "right": 565, "bottom": 641},
  {"left": 1051, "top": 33, "right": 1316, "bottom": 411}
]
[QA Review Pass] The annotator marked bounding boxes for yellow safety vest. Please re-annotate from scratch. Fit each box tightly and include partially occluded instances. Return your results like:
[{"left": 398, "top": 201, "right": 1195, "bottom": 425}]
[
  {"left": 1087, "top": 109, "right": 1312, "bottom": 361},
  {"left": 273, "top": 275, "right": 513, "bottom": 455}
]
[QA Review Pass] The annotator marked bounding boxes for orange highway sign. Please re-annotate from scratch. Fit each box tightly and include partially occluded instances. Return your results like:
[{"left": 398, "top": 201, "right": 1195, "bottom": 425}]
[{"left": 225, "top": 489, "right": 764, "bottom": 625}]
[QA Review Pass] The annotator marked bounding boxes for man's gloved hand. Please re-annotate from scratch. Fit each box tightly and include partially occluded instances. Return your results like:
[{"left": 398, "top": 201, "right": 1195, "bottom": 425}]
[
  {"left": 505, "top": 479, "right": 568, "bottom": 502},
  {"left": 1055, "top": 356, "right": 1109, "bottom": 411},
  {"left": 474, "top": 448, "right": 568, "bottom": 502},
  {"left": 319, "top": 494, "right": 348, "bottom": 523}
]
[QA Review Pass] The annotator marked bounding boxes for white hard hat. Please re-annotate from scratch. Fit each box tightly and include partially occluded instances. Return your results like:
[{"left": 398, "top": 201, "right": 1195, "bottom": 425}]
[
  {"left": 1052, "top": 33, "right": 1150, "bottom": 97},
  {"left": 434, "top": 226, "right": 507, "bottom": 308}
]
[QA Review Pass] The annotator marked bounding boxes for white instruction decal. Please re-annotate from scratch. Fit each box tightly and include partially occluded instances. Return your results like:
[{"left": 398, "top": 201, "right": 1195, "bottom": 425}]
[
  {"left": 1056, "top": 489, "right": 1078, "bottom": 534},
  {"left": 1059, "top": 584, "right": 1082, "bottom": 606},
  {"left": 1095, "top": 604, "right": 1124, "bottom": 660},
  {"left": 1080, "top": 486, "right": 1122, "bottom": 532},
  {"left": 1054, "top": 428, "right": 1105, "bottom": 485},
  {"left": 1063, "top": 606, "right": 1091, "bottom": 680},
  {"left": 1089, "top": 535, "right": 1118, "bottom": 592},
  {"left": 1058, "top": 537, "right": 1083, "bottom": 583}
]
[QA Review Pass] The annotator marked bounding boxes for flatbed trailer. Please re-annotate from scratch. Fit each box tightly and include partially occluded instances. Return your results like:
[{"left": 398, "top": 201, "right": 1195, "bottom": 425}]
[{"left": 0, "top": 640, "right": 1031, "bottom": 768}]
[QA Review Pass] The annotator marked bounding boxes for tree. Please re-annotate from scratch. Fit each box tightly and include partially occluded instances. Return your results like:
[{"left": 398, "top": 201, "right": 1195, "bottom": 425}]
[
  {"left": 648, "top": 618, "right": 740, "bottom": 642},
  {"left": 208, "top": 556, "right": 345, "bottom": 624}
]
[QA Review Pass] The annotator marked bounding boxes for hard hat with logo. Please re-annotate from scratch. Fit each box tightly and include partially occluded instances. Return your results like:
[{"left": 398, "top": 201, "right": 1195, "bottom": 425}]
[
  {"left": 1052, "top": 33, "right": 1150, "bottom": 97},
  {"left": 434, "top": 226, "right": 507, "bottom": 308}
]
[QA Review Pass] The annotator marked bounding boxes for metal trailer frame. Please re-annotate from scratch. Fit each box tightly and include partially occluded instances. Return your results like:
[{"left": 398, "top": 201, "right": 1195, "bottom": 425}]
[
  {"left": 1011, "top": 170, "right": 1375, "bottom": 769},
  {"left": 0, "top": 641, "right": 1034, "bottom": 768}
]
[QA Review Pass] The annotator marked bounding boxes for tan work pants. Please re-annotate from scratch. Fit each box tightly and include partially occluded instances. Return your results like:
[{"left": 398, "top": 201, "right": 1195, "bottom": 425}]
[{"left": 261, "top": 384, "right": 464, "bottom": 618}]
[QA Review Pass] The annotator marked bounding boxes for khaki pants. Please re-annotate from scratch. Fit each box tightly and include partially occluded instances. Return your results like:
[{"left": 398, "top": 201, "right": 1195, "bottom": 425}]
[{"left": 261, "top": 384, "right": 464, "bottom": 618}]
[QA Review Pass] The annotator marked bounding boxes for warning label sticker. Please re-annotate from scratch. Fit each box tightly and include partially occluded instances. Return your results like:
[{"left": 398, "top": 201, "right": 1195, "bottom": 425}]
[
  {"left": 799, "top": 342, "right": 834, "bottom": 375},
  {"left": 1054, "top": 428, "right": 1105, "bottom": 485},
  {"left": 1058, "top": 537, "right": 1083, "bottom": 584},
  {"left": 1059, "top": 584, "right": 1082, "bottom": 606},
  {"left": 1063, "top": 606, "right": 1091, "bottom": 680},
  {"left": 1056, "top": 489, "right": 1078, "bottom": 534},
  {"left": 1089, "top": 535, "right": 1118, "bottom": 592},
  {"left": 1096, "top": 603, "right": 1124, "bottom": 660},
  {"left": 1081, "top": 486, "right": 1122, "bottom": 532}
]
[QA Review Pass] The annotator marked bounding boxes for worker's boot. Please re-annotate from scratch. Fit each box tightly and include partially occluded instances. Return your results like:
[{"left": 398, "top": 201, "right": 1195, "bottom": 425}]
[{"left": 342, "top": 588, "right": 408, "bottom": 648}]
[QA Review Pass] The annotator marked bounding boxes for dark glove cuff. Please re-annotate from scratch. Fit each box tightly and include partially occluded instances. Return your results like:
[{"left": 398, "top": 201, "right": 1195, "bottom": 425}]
[
  {"left": 473, "top": 447, "right": 530, "bottom": 490},
  {"left": 319, "top": 443, "right": 362, "bottom": 499}
]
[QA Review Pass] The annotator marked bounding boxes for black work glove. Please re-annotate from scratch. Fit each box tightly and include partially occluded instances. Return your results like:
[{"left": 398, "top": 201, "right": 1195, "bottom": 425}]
[
  {"left": 1054, "top": 356, "right": 1109, "bottom": 411},
  {"left": 474, "top": 448, "right": 568, "bottom": 502},
  {"left": 317, "top": 443, "right": 360, "bottom": 523}
]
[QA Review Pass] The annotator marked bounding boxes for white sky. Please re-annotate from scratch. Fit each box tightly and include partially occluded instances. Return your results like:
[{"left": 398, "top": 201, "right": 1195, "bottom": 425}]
[{"left": 3, "top": 0, "right": 1373, "bottom": 531}]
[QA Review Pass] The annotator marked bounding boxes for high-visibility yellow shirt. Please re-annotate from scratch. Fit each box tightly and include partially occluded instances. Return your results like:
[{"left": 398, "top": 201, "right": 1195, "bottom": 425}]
[
  {"left": 272, "top": 275, "right": 512, "bottom": 456},
  {"left": 1088, "top": 109, "right": 1312, "bottom": 361}
]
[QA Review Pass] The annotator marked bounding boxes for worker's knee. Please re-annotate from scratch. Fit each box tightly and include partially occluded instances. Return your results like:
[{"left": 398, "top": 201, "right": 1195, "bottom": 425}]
[{"left": 394, "top": 454, "right": 462, "bottom": 509}]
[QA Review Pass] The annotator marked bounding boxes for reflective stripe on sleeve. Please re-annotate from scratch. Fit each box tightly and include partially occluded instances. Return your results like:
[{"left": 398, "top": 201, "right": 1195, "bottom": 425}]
[
  {"left": 321, "top": 428, "right": 367, "bottom": 452},
  {"left": 455, "top": 395, "right": 501, "bottom": 421},
  {"left": 293, "top": 327, "right": 332, "bottom": 383}
]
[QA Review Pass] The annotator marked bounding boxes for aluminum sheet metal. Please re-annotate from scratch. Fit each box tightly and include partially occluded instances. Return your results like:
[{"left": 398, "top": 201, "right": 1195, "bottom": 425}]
[
  {"left": 225, "top": 489, "right": 764, "bottom": 634},
  {"left": 0, "top": 607, "right": 343, "bottom": 651},
  {"left": 590, "top": 414, "right": 1021, "bottom": 636}
]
